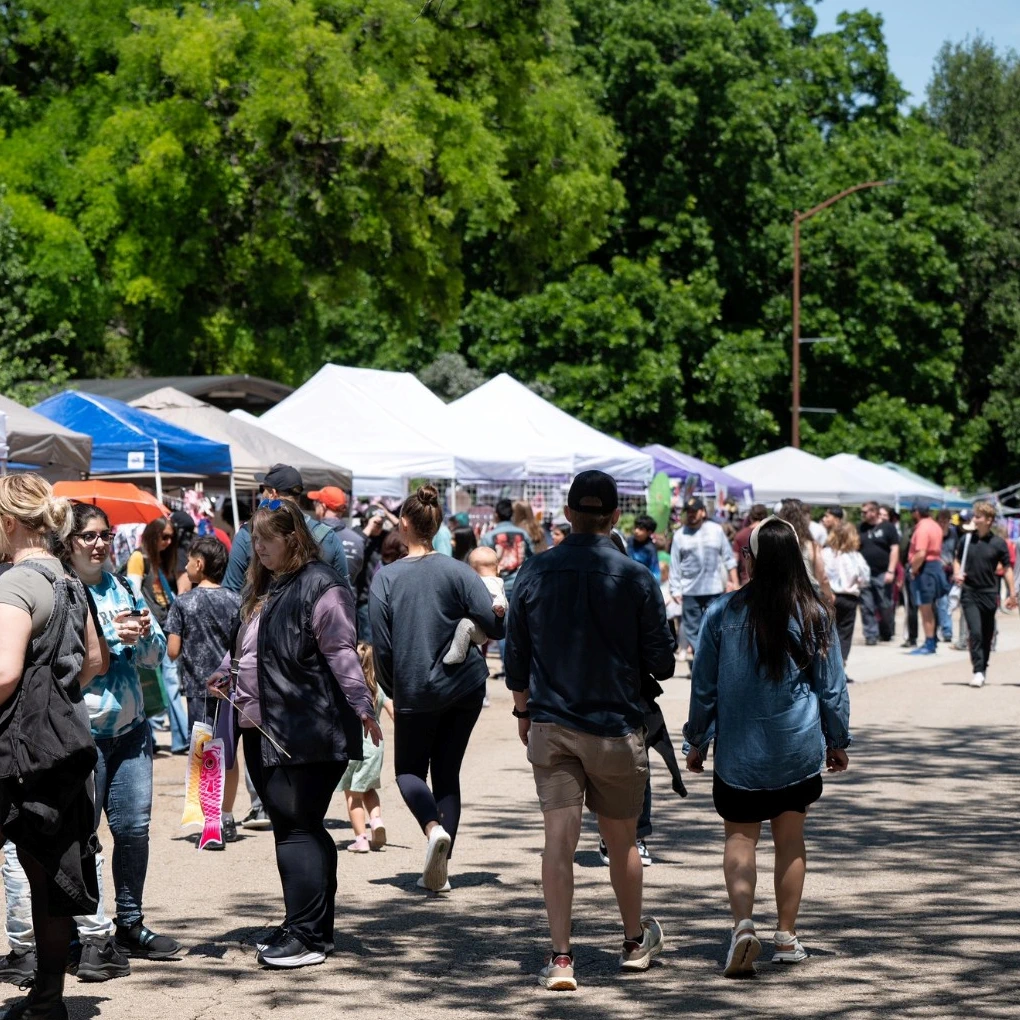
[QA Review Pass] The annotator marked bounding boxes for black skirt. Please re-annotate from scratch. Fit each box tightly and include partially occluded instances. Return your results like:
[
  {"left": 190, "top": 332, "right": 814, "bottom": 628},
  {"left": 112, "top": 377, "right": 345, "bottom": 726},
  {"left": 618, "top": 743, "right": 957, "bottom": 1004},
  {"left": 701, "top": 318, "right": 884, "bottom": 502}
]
[{"left": 713, "top": 773, "right": 822, "bottom": 824}]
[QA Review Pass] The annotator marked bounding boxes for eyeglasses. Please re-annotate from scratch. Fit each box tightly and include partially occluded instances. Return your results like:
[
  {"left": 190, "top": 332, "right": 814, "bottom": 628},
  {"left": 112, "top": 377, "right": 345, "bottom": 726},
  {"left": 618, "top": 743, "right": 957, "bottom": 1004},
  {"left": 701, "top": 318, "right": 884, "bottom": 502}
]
[
  {"left": 76, "top": 530, "right": 113, "bottom": 545},
  {"left": 258, "top": 499, "right": 285, "bottom": 511}
]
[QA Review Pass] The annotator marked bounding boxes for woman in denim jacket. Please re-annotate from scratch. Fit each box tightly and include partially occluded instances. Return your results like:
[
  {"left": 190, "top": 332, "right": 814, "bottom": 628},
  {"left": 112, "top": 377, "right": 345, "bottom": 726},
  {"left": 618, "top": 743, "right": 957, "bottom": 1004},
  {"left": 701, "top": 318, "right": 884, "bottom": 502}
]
[{"left": 684, "top": 516, "right": 851, "bottom": 978}]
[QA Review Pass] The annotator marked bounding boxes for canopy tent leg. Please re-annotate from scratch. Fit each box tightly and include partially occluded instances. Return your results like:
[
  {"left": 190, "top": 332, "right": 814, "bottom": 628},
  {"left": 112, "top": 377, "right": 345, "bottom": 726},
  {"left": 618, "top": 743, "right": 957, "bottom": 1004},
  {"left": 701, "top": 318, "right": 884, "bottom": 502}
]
[
  {"left": 229, "top": 474, "right": 240, "bottom": 532},
  {"left": 153, "top": 439, "right": 163, "bottom": 504}
]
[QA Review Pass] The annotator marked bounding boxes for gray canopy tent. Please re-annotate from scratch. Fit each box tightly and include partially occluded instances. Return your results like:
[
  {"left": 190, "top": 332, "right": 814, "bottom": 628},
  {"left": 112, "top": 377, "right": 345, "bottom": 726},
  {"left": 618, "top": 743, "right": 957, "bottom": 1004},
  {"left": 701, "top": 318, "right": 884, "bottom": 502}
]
[{"left": 0, "top": 393, "right": 93, "bottom": 477}]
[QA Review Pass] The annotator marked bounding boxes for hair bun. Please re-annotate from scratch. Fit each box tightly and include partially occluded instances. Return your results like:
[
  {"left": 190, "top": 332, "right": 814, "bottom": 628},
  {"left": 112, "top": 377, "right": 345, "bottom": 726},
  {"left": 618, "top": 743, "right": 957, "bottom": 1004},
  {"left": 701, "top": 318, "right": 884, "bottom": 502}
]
[
  {"left": 416, "top": 484, "right": 440, "bottom": 507},
  {"left": 44, "top": 496, "right": 74, "bottom": 541}
]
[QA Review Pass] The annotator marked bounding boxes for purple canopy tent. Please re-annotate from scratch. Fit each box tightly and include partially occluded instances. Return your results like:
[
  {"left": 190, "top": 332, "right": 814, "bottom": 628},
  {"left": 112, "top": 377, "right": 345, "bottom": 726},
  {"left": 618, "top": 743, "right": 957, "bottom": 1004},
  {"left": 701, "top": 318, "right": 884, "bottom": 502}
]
[{"left": 641, "top": 444, "right": 754, "bottom": 503}]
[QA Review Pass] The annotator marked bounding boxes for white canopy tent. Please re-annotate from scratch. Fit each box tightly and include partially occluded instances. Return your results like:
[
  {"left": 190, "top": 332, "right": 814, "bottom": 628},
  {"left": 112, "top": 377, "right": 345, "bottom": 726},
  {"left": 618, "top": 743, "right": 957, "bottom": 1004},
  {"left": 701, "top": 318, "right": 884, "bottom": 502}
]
[
  {"left": 256, "top": 365, "right": 521, "bottom": 496},
  {"left": 825, "top": 453, "right": 945, "bottom": 508},
  {"left": 724, "top": 447, "right": 874, "bottom": 505},
  {"left": 447, "top": 374, "right": 654, "bottom": 487},
  {"left": 131, "top": 388, "right": 353, "bottom": 491}
]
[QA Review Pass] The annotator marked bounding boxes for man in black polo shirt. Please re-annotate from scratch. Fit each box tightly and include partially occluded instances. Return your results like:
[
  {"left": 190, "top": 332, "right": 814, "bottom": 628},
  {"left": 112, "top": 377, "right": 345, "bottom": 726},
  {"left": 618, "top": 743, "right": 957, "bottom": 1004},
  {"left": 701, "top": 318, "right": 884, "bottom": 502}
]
[
  {"left": 954, "top": 502, "right": 1017, "bottom": 688},
  {"left": 858, "top": 500, "right": 900, "bottom": 644},
  {"left": 505, "top": 471, "right": 675, "bottom": 991}
]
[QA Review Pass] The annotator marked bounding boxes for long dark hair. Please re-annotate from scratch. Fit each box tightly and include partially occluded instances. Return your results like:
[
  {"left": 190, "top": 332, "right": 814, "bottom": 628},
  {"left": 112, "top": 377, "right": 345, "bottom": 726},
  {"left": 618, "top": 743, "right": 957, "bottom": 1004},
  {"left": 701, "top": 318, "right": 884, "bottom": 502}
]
[
  {"left": 735, "top": 518, "right": 831, "bottom": 683},
  {"left": 140, "top": 517, "right": 177, "bottom": 580},
  {"left": 452, "top": 527, "right": 477, "bottom": 561}
]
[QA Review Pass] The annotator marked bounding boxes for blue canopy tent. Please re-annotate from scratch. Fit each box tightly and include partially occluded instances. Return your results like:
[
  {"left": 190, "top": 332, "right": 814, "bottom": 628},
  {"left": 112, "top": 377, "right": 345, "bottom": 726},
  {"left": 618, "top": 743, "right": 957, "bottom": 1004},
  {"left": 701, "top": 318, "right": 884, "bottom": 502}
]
[
  {"left": 34, "top": 391, "right": 233, "bottom": 503},
  {"left": 641, "top": 444, "right": 754, "bottom": 503},
  {"left": 882, "top": 462, "right": 973, "bottom": 511}
]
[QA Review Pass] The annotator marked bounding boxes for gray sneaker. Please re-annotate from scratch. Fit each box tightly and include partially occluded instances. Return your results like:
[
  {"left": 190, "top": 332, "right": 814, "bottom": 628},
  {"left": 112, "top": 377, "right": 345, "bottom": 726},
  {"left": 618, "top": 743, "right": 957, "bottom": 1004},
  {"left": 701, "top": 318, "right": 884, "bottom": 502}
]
[
  {"left": 0, "top": 947, "right": 35, "bottom": 984},
  {"left": 619, "top": 917, "right": 664, "bottom": 970},
  {"left": 241, "top": 808, "right": 272, "bottom": 831}
]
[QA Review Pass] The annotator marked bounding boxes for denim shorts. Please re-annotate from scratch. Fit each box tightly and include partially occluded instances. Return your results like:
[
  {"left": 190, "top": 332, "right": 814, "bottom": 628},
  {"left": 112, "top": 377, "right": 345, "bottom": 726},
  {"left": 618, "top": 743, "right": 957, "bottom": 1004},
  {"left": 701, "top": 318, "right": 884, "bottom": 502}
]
[{"left": 912, "top": 561, "right": 948, "bottom": 607}]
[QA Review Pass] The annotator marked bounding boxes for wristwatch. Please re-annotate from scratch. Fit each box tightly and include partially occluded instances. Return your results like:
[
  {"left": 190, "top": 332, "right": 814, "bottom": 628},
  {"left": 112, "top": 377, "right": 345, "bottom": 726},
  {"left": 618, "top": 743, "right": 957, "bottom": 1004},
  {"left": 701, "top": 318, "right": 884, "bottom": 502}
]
[{"left": 512, "top": 706, "right": 531, "bottom": 719}]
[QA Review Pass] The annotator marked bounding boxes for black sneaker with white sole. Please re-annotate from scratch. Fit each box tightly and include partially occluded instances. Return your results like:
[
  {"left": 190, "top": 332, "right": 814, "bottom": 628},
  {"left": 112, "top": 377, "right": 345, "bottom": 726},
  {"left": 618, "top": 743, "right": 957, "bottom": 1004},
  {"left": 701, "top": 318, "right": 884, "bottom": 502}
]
[
  {"left": 240, "top": 808, "right": 272, "bottom": 831},
  {"left": 256, "top": 935, "right": 326, "bottom": 969},
  {"left": 222, "top": 813, "right": 239, "bottom": 843},
  {"left": 74, "top": 936, "right": 131, "bottom": 982},
  {"left": 636, "top": 839, "right": 652, "bottom": 866},
  {"left": 597, "top": 838, "right": 610, "bottom": 865}
]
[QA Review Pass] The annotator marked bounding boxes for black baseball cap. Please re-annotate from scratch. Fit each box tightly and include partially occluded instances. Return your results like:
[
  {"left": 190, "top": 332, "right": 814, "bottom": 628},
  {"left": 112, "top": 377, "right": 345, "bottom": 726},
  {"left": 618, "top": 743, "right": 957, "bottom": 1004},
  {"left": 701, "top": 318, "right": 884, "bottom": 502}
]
[
  {"left": 255, "top": 463, "right": 303, "bottom": 493},
  {"left": 825, "top": 506, "right": 844, "bottom": 519},
  {"left": 684, "top": 496, "right": 706, "bottom": 513},
  {"left": 170, "top": 510, "right": 196, "bottom": 532},
  {"left": 567, "top": 470, "right": 618, "bottom": 514}
]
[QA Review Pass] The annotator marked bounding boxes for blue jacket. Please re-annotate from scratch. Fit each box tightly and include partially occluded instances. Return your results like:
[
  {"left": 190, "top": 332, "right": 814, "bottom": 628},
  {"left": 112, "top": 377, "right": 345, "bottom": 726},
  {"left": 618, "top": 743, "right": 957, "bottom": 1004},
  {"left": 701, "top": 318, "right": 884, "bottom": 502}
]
[
  {"left": 683, "top": 591, "right": 851, "bottom": 790},
  {"left": 626, "top": 535, "right": 660, "bottom": 581},
  {"left": 505, "top": 533, "right": 675, "bottom": 737},
  {"left": 223, "top": 512, "right": 349, "bottom": 593}
]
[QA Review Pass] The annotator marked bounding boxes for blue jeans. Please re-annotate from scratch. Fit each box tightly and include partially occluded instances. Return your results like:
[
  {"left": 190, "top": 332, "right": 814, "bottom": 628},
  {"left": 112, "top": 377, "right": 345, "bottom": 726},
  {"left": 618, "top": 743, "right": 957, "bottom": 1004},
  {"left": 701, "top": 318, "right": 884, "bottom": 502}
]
[
  {"left": 94, "top": 720, "right": 154, "bottom": 929},
  {"left": 936, "top": 593, "right": 952, "bottom": 641},
  {"left": 161, "top": 655, "right": 189, "bottom": 753},
  {"left": 681, "top": 594, "right": 721, "bottom": 654}
]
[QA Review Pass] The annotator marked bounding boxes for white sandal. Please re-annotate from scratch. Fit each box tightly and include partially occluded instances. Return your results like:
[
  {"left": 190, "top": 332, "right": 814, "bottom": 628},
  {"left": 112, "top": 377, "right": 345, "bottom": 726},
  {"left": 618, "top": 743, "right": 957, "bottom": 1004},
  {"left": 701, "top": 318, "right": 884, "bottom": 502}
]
[
  {"left": 724, "top": 919, "right": 761, "bottom": 977},
  {"left": 772, "top": 930, "right": 808, "bottom": 963}
]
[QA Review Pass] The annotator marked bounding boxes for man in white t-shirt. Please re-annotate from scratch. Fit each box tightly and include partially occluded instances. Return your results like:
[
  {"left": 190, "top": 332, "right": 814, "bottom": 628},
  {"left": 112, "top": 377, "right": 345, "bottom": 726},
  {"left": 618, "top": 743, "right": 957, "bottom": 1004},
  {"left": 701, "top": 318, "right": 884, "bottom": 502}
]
[{"left": 667, "top": 497, "right": 737, "bottom": 655}]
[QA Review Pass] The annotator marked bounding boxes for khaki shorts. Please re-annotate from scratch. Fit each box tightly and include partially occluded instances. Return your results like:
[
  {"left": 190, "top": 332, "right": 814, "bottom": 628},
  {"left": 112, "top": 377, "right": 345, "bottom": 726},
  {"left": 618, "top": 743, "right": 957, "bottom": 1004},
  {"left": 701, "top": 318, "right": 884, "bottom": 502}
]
[{"left": 527, "top": 721, "right": 648, "bottom": 819}]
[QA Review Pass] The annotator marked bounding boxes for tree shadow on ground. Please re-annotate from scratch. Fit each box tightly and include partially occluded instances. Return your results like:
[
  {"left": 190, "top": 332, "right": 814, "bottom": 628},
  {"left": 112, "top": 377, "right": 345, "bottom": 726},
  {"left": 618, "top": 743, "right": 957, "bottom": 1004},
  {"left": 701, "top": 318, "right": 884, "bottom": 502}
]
[{"left": 113, "top": 722, "right": 1018, "bottom": 1019}]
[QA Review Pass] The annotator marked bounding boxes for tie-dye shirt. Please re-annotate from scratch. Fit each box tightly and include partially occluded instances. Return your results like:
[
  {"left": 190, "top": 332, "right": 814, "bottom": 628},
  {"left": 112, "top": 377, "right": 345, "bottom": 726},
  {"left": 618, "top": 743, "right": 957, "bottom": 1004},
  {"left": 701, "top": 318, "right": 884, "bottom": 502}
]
[{"left": 86, "top": 571, "right": 167, "bottom": 739}]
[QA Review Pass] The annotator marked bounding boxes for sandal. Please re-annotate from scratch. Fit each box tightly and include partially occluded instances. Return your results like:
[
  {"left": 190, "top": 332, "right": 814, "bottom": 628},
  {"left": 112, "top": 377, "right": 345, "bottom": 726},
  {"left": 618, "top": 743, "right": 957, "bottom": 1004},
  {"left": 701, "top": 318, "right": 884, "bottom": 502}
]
[
  {"left": 723, "top": 919, "right": 760, "bottom": 977},
  {"left": 772, "top": 930, "right": 808, "bottom": 963}
]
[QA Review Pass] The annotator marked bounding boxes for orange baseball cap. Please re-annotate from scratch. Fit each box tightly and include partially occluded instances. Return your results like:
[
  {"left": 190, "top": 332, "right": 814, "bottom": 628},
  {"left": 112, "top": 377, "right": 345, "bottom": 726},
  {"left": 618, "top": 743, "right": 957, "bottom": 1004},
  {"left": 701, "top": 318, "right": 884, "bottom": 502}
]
[{"left": 308, "top": 486, "right": 347, "bottom": 512}]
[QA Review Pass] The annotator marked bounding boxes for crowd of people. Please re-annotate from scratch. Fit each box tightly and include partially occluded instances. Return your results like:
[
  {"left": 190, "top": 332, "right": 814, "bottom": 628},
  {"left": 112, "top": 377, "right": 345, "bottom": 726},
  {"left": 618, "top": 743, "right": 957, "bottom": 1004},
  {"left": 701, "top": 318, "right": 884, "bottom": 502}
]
[{"left": 0, "top": 459, "right": 1010, "bottom": 1009}]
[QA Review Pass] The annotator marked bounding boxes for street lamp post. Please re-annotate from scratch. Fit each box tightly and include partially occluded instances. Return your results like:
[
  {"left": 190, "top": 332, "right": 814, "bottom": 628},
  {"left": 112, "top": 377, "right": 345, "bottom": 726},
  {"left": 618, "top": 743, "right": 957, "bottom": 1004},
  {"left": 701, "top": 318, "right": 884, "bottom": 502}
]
[{"left": 791, "top": 179, "right": 897, "bottom": 447}]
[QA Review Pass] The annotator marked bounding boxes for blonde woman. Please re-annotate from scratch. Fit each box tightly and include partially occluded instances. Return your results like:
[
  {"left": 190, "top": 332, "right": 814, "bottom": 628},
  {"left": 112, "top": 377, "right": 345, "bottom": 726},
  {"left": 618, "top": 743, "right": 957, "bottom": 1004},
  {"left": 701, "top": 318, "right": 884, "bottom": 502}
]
[
  {"left": 822, "top": 523, "right": 871, "bottom": 669},
  {"left": 0, "top": 475, "right": 107, "bottom": 1019}
]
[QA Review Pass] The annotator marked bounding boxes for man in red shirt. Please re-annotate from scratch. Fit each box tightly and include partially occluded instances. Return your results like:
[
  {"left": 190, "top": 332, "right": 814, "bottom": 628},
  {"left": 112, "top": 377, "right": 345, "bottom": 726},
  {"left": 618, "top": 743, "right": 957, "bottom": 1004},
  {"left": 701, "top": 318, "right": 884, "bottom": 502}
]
[{"left": 908, "top": 499, "right": 949, "bottom": 655}]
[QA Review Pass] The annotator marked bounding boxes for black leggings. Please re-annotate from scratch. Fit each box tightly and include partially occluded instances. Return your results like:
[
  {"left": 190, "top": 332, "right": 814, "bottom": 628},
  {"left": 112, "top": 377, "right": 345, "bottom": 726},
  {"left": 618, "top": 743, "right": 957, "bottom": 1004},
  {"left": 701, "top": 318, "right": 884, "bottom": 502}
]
[
  {"left": 242, "top": 730, "right": 345, "bottom": 953},
  {"left": 393, "top": 685, "right": 485, "bottom": 858},
  {"left": 18, "top": 848, "right": 73, "bottom": 980}
]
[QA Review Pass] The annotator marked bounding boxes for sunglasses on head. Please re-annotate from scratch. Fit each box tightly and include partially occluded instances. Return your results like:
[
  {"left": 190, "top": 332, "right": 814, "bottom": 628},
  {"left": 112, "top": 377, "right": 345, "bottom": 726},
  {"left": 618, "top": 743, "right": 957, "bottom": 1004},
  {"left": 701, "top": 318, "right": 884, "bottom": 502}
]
[
  {"left": 76, "top": 530, "right": 113, "bottom": 545},
  {"left": 258, "top": 499, "right": 285, "bottom": 511}
]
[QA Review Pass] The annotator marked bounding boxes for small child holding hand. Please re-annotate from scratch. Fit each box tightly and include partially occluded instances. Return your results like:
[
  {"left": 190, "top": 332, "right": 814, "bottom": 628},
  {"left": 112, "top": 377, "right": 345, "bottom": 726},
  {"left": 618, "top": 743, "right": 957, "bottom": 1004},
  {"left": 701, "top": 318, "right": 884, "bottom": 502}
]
[{"left": 443, "top": 546, "right": 508, "bottom": 665}]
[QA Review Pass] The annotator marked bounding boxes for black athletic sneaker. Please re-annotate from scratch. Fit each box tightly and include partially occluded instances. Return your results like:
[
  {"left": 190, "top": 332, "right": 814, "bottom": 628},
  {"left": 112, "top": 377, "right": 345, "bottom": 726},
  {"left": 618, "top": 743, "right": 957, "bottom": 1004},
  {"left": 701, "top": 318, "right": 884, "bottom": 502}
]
[
  {"left": 115, "top": 922, "right": 181, "bottom": 960},
  {"left": 73, "top": 936, "right": 131, "bottom": 982},
  {"left": 0, "top": 947, "right": 36, "bottom": 984},
  {"left": 256, "top": 935, "right": 325, "bottom": 969},
  {"left": 222, "top": 813, "right": 239, "bottom": 843}
]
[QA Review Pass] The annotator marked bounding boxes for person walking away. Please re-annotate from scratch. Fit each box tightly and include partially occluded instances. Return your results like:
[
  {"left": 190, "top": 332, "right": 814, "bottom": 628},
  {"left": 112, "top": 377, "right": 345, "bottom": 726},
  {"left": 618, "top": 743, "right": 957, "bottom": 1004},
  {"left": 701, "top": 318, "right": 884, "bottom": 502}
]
[
  {"left": 343, "top": 644, "right": 395, "bottom": 853},
  {"left": 684, "top": 516, "right": 850, "bottom": 977},
  {"left": 626, "top": 515, "right": 660, "bottom": 580},
  {"left": 481, "top": 498, "right": 533, "bottom": 592},
  {"left": 451, "top": 515, "right": 477, "bottom": 562},
  {"left": 732, "top": 505, "right": 768, "bottom": 586},
  {"left": 822, "top": 524, "right": 871, "bottom": 677},
  {"left": 221, "top": 464, "right": 349, "bottom": 593},
  {"left": 61, "top": 504, "right": 182, "bottom": 963},
  {"left": 0, "top": 477, "right": 109, "bottom": 1019},
  {"left": 668, "top": 497, "right": 737, "bottom": 657},
  {"left": 352, "top": 505, "right": 395, "bottom": 643},
  {"left": 209, "top": 500, "right": 380, "bottom": 968},
  {"left": 308, "top": 487, "right": 365, "bottom": 589},
  {"left": 857, "top": 501, "right": 899, "bottom": 644},
  {"left": 369, "top": 487, "right": 504, "bottom": 893},
  {"left": 505, "top": 471, "right": 675, "bottom": 991},
  {"left": 955, "top": 502, "right": 1017, "bottom": 688},
  {"left": 164, "top": 537, "right": 242, "bottom": 847},
  {"left": 512, "top": 501, "right": 549, "bottom": 555},
  {"left": 907, "top": 500, "right": 949, "bottom": 656}
]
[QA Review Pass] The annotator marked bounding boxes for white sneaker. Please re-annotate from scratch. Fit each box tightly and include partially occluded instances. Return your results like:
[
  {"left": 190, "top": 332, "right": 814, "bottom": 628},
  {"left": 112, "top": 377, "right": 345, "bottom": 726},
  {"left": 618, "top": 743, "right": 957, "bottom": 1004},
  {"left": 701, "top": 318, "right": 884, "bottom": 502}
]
[
  {"left": 970, "top": 672, "right": 986, "bottom": 688},
  {"left": 636, "top": 839, "right": 652, "bottom": 866},
  {"left": 772, "top": 930, "right": 808, "bottom": 963},
  {"left": 415, "top": 876, "right": 451, "bottom": 893},
  {"left": 422, "top": 825, "right": 452, "bottom": 891},
  {"left": 723, "top": 920, "right": 760, "bottom": 977}
]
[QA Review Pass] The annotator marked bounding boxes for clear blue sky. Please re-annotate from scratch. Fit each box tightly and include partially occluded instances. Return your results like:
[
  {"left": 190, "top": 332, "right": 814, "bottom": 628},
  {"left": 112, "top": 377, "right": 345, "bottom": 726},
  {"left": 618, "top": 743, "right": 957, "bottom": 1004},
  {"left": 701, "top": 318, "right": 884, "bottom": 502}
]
[{"left": 813, "top": 0, "right": 1020, "bottom": 106}]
